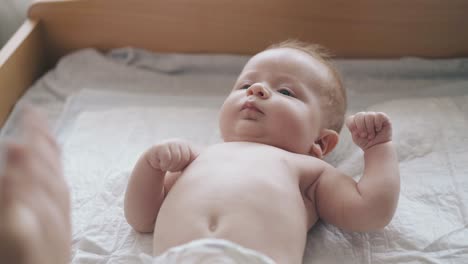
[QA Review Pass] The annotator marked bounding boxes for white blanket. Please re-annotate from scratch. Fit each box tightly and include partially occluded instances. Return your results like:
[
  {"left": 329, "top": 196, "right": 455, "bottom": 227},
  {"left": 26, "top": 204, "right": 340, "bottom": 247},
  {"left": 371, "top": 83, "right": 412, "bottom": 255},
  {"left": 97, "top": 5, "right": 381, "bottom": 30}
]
[
  {"left": 60, "top": 90, "right": 468, "bottom": 264},
  {"left": 2, "top": 48, "right": 468, "bottom": 263}
]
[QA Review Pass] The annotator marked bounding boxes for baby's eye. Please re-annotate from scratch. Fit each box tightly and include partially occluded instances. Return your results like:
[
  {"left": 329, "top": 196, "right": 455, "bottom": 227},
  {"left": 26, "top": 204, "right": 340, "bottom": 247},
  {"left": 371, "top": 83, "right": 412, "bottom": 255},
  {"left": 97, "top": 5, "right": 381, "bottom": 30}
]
[
  {"left": 278, "top": 88, "right": 294, "bottom": 97},
  {"left": 240, "top": 84, "right": 251, "bottom": 89}
]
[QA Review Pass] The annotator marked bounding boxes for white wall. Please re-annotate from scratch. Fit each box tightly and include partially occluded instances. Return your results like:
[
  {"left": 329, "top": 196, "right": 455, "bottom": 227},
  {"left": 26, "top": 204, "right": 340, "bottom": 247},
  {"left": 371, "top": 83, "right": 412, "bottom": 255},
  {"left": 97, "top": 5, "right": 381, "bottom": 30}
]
[{"left": 0, "top": 0, "right": 33, "bottom": 47}]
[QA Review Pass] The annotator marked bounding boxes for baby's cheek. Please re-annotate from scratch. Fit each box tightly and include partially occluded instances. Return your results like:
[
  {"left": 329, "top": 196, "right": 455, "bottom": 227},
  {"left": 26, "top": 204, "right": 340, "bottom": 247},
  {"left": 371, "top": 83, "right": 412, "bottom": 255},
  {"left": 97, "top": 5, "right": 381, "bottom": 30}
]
[
  {"left": 218, "top": 99, "right": 236, "bottom": 129},
  {"left": 277, "top": 108, "right": 310, "bottom": 137}
]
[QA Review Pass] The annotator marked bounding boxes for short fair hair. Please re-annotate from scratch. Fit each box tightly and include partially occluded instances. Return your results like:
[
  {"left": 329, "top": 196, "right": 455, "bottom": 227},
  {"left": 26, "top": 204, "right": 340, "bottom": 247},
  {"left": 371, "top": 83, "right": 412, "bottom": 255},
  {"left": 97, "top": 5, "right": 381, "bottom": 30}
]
[{"left": 266, "top": 39, "right": 347, "bottom": 133}]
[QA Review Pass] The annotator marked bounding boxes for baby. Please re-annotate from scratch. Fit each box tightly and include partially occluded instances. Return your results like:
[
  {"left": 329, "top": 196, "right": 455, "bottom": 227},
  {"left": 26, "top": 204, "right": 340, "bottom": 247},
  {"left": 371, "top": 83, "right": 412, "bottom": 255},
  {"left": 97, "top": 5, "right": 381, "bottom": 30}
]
[
  {"left": 0, "top": 40, "right": 399, "bottom": 264},
  {"left": 124, "top": 40, "right": 400, "bottom": 264}
]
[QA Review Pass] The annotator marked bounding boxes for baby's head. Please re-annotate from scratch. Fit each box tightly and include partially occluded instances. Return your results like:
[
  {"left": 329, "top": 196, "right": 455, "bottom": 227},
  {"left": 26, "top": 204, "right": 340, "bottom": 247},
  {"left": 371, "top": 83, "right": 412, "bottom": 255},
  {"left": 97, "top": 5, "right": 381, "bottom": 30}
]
[{"left": 219, "top": 39, "right": 347, "bottom": 158}]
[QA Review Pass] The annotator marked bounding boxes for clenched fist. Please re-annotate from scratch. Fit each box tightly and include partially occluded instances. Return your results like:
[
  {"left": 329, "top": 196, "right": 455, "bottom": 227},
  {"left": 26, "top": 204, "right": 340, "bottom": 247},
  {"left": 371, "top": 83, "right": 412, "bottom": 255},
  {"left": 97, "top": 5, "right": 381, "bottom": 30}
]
[
  {"left": 146, "top": 139, "right": 198, "bottom": 172},
  {"left": 346, "top": 112, "right": 392, "bottom": 151}
]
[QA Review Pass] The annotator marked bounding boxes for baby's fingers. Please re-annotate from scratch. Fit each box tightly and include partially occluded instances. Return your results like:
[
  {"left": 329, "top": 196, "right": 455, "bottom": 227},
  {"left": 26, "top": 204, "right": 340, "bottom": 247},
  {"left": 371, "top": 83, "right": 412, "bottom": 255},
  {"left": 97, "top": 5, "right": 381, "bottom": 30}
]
[
  {"left": 354, "top": 112, "right": 367, "bottom": 137},
  {"left": 364, "top": 112, "right": 376, "bottom": 139},
  {"left": 167, "top": 143, "right": 182, "bottom": 172},
  {"left": 153, "top": 144, "right": 171, "bottom": 170},
  {"left": 171, "top": 143, "right": 190, "bottom": 172},
  {"left": 345, "top": 115, "right": 357, "bottom": 133},
  {"left": 180, "top": 144, "right": 191, "bottom": 166},
  {"left": 375, "top": 112, "right": 390, "bottom": 132}
]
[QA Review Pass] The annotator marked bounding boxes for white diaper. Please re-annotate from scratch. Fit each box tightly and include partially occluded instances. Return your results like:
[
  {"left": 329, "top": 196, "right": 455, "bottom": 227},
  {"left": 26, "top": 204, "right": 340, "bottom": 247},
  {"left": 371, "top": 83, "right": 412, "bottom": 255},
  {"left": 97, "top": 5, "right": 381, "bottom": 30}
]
[{"left": 140, "top": 238, "right": 276, "bottom": 264}]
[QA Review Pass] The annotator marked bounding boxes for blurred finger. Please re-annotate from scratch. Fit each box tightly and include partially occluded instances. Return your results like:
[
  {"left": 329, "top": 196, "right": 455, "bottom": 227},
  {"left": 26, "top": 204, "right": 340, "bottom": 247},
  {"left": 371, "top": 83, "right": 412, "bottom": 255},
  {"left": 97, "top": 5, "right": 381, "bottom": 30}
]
[
  {"left": 0, "top": 143, "right": 26, "bottom": 205},
  {"left": 20, "top": 106, "right": 60, "bottom": 155},
  {"left": 21, "top": 105, "right": 50, "bottom": 135}
]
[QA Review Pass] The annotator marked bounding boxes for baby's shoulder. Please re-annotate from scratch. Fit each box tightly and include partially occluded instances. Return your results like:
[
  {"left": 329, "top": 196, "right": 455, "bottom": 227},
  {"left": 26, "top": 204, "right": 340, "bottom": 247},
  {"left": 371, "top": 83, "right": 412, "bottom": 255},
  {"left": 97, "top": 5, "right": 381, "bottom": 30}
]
[{"left": 283, "top": 151, "right": 331, "bottom": 177}]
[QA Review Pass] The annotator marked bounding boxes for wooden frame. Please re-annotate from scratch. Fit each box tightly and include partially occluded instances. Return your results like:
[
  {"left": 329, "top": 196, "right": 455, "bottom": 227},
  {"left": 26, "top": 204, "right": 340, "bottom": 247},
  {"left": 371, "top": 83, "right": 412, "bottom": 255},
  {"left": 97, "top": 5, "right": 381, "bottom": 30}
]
[{"left": 1, "top": 0, "right": 468, "bottom": 127}]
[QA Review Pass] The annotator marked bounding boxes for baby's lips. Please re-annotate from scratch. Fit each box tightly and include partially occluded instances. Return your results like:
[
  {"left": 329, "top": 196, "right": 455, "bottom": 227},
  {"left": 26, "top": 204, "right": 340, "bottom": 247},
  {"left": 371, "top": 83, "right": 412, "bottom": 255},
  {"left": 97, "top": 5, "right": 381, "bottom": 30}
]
[{"left": 241, "top": 101, "right": 264, "bottom": 114}]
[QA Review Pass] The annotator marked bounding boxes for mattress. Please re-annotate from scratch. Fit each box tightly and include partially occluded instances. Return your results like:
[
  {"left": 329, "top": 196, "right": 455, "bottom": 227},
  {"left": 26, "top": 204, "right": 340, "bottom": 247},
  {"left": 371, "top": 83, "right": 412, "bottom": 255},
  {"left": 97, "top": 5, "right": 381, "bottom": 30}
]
[{"left": 1, "top": 48, "right": 468, "bottom": 263}]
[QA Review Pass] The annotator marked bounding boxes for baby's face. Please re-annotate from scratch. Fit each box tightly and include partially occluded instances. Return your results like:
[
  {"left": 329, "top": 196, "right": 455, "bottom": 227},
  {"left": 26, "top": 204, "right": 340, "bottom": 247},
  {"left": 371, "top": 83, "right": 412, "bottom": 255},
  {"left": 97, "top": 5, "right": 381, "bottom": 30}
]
[{"left": 219, "top": 48, "right": 333, "bottom": 155}]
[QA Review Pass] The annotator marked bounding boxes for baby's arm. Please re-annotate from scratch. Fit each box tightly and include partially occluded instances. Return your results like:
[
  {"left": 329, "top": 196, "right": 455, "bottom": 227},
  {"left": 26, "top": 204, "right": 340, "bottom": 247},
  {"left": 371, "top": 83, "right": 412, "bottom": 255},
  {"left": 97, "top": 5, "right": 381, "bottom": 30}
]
[
  {"left": 124, "top": 139, "right": 199, "bottom": 233},
  {"left": 315, "top": 112, "right": 400, "bottom": 231}
]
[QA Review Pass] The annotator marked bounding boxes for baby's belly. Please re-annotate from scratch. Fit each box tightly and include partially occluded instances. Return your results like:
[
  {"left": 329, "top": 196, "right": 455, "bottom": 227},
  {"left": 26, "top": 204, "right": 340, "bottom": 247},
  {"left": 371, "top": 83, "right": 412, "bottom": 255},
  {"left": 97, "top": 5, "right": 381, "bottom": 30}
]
[{"left": 152, "top": 145, "right": 309, "bottom": 264}]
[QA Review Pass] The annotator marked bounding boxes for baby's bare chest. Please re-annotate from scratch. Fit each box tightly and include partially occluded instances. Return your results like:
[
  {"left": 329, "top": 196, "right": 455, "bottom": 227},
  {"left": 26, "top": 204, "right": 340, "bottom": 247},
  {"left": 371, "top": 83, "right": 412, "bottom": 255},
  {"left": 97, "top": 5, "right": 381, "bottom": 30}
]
[
  {"left": 164, "top": 143, "right": 311, "bottom": 224},
  {"left": 179, "top": 143, "right": 301, "bottom": 194}
]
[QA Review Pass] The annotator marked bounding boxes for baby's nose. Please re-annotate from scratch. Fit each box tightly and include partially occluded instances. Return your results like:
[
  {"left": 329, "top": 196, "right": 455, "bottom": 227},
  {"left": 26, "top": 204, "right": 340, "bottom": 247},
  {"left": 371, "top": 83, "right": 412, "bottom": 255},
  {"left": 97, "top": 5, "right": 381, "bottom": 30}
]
[{"left": 246, "top": 83, "right": 270, "bottom": 99}]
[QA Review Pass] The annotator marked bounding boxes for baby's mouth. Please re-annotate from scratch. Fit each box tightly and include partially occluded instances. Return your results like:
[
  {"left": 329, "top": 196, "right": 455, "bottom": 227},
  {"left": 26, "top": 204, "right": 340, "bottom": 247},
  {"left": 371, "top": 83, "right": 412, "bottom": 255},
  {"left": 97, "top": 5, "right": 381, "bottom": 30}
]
[{"left": 241, "top": 101, "right": 264, "bottom": 114}]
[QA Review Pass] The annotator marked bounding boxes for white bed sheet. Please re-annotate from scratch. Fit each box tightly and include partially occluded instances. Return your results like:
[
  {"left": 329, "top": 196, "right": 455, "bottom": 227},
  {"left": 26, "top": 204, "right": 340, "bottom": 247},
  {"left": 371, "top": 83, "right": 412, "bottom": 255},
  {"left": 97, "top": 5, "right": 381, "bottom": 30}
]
[{"left": 1, "top": 48, "right": 468, "bottom": 263}]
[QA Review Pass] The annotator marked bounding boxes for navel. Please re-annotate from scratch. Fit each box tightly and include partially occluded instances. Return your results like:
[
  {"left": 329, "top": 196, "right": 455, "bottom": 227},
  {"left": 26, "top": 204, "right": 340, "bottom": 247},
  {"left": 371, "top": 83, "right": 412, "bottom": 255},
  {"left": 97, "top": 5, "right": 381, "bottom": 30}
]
[{"left": 208, "top": 215, "right": 218, "bottom": 232}]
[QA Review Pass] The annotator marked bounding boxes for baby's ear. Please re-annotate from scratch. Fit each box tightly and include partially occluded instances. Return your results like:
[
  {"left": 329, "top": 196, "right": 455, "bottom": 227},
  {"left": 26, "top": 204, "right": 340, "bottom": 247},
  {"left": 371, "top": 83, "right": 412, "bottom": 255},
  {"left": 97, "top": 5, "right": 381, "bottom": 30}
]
[{"left": 309, "top": 129, "right": 339, "bottom": 158}]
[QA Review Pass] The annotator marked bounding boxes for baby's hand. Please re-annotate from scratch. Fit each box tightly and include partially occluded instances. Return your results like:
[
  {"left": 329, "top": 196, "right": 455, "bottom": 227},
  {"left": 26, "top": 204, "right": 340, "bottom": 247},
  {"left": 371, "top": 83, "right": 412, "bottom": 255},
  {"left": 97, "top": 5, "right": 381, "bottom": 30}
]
[
  {"left": 346, "top": 112, "right": 392, "bottom": 151},
  {"left": 147, "top": 139, "right": 197, "bottom": 172}
]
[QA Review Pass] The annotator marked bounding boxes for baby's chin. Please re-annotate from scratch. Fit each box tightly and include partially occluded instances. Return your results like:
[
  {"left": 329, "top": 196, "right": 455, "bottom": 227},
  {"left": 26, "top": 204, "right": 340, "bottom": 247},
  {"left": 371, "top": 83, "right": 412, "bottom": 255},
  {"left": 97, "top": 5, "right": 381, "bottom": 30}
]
[{"left": 221, "top": 135, "right": 271, "bottom": 146}]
